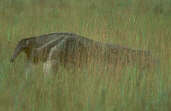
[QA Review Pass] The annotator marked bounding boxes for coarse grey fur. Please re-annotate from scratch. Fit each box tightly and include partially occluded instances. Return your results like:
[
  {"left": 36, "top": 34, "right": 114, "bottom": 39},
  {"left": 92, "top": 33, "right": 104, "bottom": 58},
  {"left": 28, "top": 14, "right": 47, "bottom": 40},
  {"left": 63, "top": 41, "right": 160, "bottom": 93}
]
[
  {"left": 10, "top": 32, "right": 79, "bottom": 63},
  {"left": 10, "top": 32, "right": 158, "bottom": 74}
]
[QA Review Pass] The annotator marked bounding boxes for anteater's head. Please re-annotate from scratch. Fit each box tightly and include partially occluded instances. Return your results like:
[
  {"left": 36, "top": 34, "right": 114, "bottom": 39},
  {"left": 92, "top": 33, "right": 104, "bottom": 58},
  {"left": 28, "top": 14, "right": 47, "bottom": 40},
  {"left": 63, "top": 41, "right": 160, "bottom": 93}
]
[{"left": 10, "top": 38, "right": 35, "bottom": 63}]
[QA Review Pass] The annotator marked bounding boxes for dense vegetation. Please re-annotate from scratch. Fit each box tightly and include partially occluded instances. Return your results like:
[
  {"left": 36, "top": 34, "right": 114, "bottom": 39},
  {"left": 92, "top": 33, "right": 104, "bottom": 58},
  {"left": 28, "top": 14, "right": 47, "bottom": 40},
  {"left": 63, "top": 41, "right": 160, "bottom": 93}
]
[{"left": 0, "top": 0, "right": 170, "bottom": 111}]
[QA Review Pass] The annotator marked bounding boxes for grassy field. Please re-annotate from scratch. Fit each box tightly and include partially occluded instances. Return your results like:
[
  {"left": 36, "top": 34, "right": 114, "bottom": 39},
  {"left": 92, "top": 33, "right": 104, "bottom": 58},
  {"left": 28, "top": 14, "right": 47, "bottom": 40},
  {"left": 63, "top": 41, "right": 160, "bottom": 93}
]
[{"left": 0, "top": 0, "right": 171, "bottom": 111}]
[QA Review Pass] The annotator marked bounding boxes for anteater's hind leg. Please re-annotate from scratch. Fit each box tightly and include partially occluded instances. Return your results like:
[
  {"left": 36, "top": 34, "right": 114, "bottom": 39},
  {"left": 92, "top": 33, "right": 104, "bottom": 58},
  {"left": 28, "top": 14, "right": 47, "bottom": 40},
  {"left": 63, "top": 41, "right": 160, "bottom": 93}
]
[{"left": 136, "top": 58, "right": 160, "bottom": 88}]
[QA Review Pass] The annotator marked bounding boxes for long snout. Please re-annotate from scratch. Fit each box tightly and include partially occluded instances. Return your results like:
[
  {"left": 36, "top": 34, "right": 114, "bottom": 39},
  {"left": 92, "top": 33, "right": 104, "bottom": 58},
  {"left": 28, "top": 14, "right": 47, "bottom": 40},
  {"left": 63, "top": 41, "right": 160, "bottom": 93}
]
[{"left": 10, "top": 45, "right": 23, "bottom": 63}]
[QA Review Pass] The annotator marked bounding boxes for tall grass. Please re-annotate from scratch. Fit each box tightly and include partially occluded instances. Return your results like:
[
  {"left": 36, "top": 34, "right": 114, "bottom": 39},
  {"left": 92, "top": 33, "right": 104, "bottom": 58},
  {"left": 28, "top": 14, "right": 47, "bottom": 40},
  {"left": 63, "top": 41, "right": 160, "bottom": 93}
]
[{"left": 0, "top": 0, "right": 170, "bottom": 111}]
